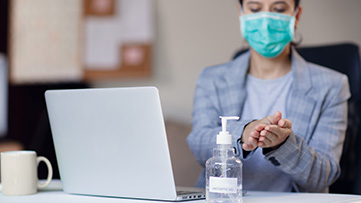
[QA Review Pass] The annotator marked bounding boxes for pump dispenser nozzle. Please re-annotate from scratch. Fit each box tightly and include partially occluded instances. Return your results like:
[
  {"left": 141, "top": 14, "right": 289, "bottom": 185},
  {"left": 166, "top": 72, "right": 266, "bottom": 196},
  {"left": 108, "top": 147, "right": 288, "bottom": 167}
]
[{"left": 217, "top": 116, "right": 239, "bottom": 145}]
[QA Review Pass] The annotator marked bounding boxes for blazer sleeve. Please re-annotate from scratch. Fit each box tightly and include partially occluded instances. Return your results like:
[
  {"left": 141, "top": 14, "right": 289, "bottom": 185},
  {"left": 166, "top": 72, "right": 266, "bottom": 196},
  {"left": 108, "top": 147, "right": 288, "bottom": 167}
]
[
  {"left": 186, "top": 68, "right": 253, "bottom": 167},
  {"left": 264, "top": 75, "right": 350, "bottom": 192}
]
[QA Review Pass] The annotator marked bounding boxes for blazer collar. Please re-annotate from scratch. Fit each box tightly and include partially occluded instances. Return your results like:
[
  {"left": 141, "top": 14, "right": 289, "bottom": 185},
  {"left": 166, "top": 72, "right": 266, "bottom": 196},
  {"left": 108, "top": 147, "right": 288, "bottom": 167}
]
[
  {"left": 225, "top": 50, "right": 250, "bottom": 86},
  {"left": 290, "top": 47, "right": 313, "bottom": 95},
  {"left": 227, "top": 48, "right": 313, "bottom": 95},
  {"left": 288, "top": 48, "right": 317, "bottom": 140}
]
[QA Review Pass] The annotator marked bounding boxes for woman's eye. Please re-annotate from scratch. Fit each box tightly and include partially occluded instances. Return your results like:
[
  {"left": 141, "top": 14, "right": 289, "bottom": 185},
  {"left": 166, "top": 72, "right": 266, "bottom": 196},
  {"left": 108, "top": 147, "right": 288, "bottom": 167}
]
[
  {"left": 273, "top": 8, "right": 286, "bottom": 13},
  {"left": 250, "top": 8, "right": 261, "bottom": 13}
]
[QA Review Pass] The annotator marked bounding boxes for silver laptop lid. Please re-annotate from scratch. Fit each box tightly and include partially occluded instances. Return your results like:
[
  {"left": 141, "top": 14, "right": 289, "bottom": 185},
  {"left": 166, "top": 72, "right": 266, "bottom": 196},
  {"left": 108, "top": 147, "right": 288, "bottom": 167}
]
[{"left": 45, "top": 86, "right": 178, "bottom": 201}]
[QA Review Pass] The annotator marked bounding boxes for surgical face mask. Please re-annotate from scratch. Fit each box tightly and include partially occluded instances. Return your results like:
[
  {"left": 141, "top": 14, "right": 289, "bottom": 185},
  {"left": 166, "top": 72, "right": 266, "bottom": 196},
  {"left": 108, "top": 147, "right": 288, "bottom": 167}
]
[{"left": 240, "top": 11, "right": 296, "bottom": 58}]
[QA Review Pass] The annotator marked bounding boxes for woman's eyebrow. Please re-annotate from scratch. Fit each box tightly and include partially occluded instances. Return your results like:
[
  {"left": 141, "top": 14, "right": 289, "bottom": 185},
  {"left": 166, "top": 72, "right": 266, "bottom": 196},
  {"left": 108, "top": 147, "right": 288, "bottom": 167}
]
[
  {"left": 271, "top": 1, "right": 288, "bottom": 6},
  {"left": 246, "top": 1, "right": 262, "bottom": 6}
]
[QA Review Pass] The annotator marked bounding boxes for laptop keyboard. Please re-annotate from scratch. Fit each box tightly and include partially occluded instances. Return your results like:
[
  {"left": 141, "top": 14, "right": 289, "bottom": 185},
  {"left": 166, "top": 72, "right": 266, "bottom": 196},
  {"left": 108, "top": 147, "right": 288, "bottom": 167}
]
[{"left": 177, "top": 190, "right": 197, "bottom": 195}]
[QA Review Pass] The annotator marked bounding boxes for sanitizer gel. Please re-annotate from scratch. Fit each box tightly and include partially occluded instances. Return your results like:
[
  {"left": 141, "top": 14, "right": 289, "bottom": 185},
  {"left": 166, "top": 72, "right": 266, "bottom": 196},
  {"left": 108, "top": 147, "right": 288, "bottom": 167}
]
[{"left": 206, "top": 116, "right": 242, "bottom": 203}]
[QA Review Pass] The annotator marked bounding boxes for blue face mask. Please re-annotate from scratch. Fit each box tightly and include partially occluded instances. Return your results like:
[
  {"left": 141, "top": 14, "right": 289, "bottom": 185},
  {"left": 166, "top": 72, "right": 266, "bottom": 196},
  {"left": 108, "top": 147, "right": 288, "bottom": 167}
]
[{"left": 240, "top": 12, "right": 296, "bottom": 58}]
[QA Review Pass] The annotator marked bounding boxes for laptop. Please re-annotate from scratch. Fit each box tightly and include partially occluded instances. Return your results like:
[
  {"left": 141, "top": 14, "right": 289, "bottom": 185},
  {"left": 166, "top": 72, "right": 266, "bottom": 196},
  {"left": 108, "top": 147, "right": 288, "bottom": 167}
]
[{"left": 45, "top": 86, "right": 205, "bottom": 201}]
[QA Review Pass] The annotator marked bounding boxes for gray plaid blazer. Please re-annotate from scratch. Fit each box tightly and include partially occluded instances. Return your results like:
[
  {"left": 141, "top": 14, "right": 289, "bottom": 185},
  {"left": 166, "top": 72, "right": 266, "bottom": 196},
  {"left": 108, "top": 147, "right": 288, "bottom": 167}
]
[{"left": 187, "top": 49, "right": 351, "bottom": 192}]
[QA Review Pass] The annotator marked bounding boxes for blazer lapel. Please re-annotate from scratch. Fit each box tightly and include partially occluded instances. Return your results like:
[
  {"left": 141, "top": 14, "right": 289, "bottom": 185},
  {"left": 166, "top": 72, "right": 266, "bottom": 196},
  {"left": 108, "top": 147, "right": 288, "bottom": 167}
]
[
  {"left": 287, "top": 49, "right": 317, "bottom": 141},
  {"left": 221, "top": 50, "right": 251, "bottom": 117}
]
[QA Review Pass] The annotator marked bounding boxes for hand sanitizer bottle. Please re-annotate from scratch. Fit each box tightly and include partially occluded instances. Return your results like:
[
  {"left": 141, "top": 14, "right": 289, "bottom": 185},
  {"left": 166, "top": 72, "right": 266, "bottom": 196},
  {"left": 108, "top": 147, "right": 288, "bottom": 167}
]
[{"left": 206, "top": 116, "right": 242, "bottom": 203}]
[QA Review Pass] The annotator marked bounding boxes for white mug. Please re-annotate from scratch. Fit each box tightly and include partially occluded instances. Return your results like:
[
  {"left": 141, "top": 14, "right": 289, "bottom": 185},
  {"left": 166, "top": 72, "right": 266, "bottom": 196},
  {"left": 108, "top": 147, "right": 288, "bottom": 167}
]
[{"left": 1, "top": 150, "right": 53, "bottom": 196}]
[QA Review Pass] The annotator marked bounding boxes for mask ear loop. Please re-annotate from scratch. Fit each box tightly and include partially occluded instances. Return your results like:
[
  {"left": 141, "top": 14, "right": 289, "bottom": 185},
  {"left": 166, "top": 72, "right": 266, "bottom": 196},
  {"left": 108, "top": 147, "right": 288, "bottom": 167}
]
[
  {"left": 292, "top": 7, "right": 302, "bottom": 46},
  {"left": 239, "top": 3, "right": 245, "bottom": 15},
  {"left": 293, "top": 7, "right": 299, "bottom": 17}
]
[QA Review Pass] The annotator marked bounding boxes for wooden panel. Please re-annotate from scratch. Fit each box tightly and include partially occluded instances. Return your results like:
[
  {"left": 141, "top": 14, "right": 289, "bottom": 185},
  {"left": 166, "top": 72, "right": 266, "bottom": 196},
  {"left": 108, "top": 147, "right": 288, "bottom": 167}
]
[
  {"left": 84, "top": 0, "right": 115, "bottom": 17},
  {"left": 83, "top": 43, "right": 151, "bottom": 81}
]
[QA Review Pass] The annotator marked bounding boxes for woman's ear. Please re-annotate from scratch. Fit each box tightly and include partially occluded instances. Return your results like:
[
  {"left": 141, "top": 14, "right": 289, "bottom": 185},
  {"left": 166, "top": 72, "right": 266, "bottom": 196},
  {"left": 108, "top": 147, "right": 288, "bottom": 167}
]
[
  {"left": 295, "top": 5, "right": 303, "bottom": 29},
  {"left": 238, "top": 2, "right": 242, "bottom": 17}
]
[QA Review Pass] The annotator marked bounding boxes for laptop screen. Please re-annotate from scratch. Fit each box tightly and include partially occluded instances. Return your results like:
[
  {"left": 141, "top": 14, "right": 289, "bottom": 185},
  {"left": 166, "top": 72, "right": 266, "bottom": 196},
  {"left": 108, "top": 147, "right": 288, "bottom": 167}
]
[{"left": 45, "top": 87, "right": 180, "bottom": 201}]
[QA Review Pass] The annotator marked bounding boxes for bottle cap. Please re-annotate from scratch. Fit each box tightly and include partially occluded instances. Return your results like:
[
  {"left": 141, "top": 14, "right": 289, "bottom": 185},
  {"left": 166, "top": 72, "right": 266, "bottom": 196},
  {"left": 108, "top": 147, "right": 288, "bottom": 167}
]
[{"left": 216, "top": 116, "right": 239, "bottom": 144}]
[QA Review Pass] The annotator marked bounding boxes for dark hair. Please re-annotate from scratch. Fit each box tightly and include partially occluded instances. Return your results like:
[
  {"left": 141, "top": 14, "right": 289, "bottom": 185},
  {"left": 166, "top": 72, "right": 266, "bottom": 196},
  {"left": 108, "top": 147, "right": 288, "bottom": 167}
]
[{"left": 239, "top": 0, "right": 300, "bottom": 10}]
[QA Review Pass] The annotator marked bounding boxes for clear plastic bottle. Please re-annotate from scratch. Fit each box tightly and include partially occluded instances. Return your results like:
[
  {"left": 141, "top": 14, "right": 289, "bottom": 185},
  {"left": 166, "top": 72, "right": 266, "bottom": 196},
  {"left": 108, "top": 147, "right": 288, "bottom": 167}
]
[{"left": 206, "top": 117, "right": 242, "bottom": 203}]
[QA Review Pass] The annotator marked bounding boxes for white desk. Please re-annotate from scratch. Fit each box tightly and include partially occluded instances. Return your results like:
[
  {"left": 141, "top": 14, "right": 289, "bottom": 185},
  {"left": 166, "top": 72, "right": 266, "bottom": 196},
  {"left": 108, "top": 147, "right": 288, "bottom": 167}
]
[{"left": 1, "top": 180, "right": 361, "bottom": 203}]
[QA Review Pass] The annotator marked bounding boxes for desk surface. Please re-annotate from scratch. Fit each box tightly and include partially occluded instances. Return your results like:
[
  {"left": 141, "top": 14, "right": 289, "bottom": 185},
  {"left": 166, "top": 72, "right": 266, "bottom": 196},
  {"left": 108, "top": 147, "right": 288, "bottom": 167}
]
[{"left": 1, "top": 180, "right": 361, "bottom": 203}]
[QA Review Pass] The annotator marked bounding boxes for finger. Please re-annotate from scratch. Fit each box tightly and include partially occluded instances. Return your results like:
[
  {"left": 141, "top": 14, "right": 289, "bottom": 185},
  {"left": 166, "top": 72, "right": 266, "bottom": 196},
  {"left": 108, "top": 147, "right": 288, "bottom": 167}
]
[
  {"left": 242, "top": 143, "right": 257, "bottom": 151},
  {"left": 278, "top": 119, "right": 292, "bottom": 128},
  {"left": 259, "top": 130, "right": 278, "bottom": 143},
  {"left": 265, "top": 125, "right": 292, "bottom": 138},
  {"left": 271, "top": 111, "right": 282, "bottom": 125},
  {"left": 257, "top": 141, "right": 264, "bottom": 147},
  {"left": 250, "top": 130, "right": 260, "bottom": 139},
  {"left": 258, "top": 135, "right": 272, "bottom": 147},
  {"left": 247, "top": 136, "right": 259, "bottom": 147},
  {"left": 265, "top": 116, "right": 273, "bottom": 124},
  {"left": 254, "top": 124, "right": 267, "bottom": 132}
]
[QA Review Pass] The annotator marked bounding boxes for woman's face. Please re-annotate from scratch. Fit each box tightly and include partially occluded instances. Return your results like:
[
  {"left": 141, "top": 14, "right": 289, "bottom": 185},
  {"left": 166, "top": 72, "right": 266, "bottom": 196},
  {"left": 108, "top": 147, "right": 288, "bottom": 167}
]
[
  {"left": 239, "top": 0, "right": 302, "bottom": 58},
  {"left": 242, "top": 0, "right": 296, "bottom": 15}
]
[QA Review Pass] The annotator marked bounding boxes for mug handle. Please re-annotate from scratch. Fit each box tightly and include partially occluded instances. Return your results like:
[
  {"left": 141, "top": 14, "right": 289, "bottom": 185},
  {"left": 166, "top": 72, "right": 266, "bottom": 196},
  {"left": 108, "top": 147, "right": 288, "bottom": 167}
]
[{"left": 37, "top": 156, "right": 53, "bottom": 189}]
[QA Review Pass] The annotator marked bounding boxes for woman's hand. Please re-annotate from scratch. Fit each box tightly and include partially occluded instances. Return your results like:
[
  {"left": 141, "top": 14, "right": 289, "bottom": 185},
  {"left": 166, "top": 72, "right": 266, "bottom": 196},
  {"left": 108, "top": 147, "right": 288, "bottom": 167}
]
[
  {"left": 241, "top": 111, "right": 292, "bottom": 151},
  {"left": 257, "top": 118, "right": 292, "bottom": 149}
]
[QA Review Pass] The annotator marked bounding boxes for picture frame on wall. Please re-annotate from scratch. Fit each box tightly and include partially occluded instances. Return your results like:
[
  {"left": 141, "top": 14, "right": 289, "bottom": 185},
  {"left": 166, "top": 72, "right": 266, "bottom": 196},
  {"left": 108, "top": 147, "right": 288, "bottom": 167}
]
[
  {"left": 8, "top": 0, "right": 83, "bottom": 84},
  {"left": 83, "top": 0, "right": 154, "bottom": 81}
]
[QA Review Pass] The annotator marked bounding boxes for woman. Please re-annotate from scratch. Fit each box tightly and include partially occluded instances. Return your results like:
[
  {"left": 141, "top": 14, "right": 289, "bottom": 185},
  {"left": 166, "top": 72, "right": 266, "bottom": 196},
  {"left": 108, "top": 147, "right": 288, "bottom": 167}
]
[{"left": 187, "top": 0, "right": 350, "bottom": 193}]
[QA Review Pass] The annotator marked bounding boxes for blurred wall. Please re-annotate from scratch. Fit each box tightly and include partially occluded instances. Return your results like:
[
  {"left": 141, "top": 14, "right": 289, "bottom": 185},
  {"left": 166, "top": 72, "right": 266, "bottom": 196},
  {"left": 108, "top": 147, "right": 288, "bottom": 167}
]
[
  {"left": 92, "top": 0, "right": 361, "bottom": 124},
  {"left": 298, "top": 0, "right": 361, "bottom": 46}
]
